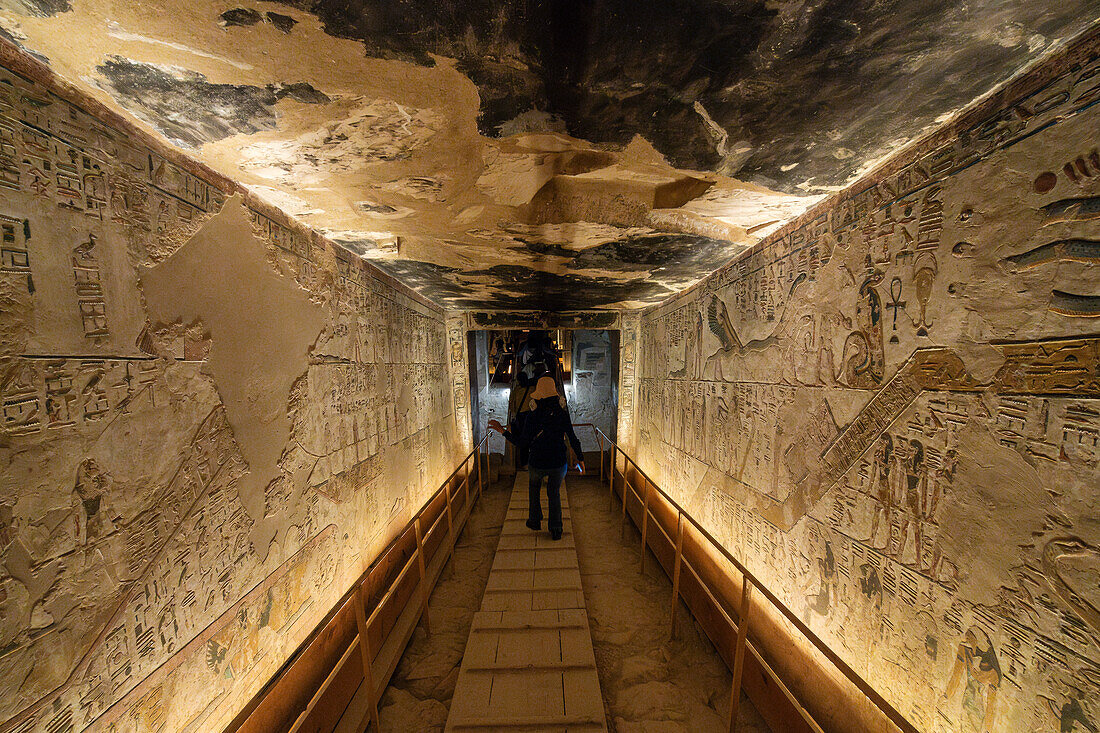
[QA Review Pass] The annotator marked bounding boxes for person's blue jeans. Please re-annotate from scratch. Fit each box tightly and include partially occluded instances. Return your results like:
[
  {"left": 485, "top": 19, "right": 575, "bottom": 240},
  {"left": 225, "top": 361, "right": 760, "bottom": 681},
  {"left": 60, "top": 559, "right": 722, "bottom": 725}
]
[{"left": 529, "top": 464, "right": 567, "bottom": 534}]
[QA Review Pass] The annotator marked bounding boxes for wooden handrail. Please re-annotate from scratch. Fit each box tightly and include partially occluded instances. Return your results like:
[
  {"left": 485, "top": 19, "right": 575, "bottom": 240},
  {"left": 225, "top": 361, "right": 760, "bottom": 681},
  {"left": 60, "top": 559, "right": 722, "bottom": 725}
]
[
  {"left": 229, "top": 432, "right": 491, "bottom": 733},
  {"left": 594, "top": 427, "right": 919, "bottom": 733}
]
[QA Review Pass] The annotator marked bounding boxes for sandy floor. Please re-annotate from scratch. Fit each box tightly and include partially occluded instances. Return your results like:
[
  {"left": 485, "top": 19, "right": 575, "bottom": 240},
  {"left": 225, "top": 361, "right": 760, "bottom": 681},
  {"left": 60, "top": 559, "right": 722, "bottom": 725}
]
[
  {"left": 377, "top": 475, "right": 511, "bottom": 732},
  {"left": 569, "top": 475, "right": 768, "bottom": 733},
  {"left": 378, "top": 471, "right": 769, "bottom": 733}
]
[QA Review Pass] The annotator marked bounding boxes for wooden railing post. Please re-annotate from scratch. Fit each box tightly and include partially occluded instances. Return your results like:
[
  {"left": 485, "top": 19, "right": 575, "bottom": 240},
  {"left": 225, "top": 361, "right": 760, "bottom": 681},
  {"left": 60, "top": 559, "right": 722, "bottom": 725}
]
[
  {"left": 353, "top": 585, "right": 381, "bottom": 732},
  {"left": 608, "top": 445, "right": 616, "bottom": 511},
  {"left": 463, "top": 468, "right": 471, "bottom": 519},
  {"left": 728, "top": 575, "right": 753, "bottom": 732},
  {"left": 413, "top": 515, "right": 431, "bottom": 634},
  {"left": 639, "top": 476, "right": 651, "bottom": 574},
  {"left": 443, "top": 477, "right": 456, "bottom": 578},
  {"left": 668, "top": 513, "right": 685, "bottom": 640},
  {"left": 573, "top": 433, "right": 919, "bottom": 733},
  {"left": 619, "top": 456, "right": 628, "bottom": 540},
  {"left": 597, "top": 433, "right": 605, "bottom": 483},
  {"left": 477, "top": 445, "right": 484, "bottom": 498}
]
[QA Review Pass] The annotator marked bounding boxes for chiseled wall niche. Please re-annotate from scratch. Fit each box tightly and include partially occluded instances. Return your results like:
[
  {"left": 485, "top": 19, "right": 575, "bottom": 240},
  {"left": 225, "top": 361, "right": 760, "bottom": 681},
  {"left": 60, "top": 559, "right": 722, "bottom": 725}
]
[
  {"left": 633, "top": 26, "right": 1100, "bottom": 733},
  {"left": 0, "top": 53, "right": 462, "bottom": 732}
]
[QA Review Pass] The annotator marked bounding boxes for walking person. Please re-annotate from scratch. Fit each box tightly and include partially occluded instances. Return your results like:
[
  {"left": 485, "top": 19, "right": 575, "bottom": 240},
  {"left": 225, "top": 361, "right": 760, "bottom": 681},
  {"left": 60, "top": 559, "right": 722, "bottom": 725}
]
[{"left": 489, "top": 376, "right": 585, "bottom": 540}]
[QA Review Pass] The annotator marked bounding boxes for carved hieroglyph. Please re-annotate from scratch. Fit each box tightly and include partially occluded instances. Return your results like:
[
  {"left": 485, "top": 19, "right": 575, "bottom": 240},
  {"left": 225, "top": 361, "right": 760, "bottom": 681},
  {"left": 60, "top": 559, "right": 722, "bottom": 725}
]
[
  {"left": 446, "top": 313, "right": 473, "bottom": 453},
  {"left": 0, "top": 56, "right": 461, "bottom": 733},
  {"left": 633, "top": 29, "right": 1100, "bottom": 733},
  {"left": 617, "top": 313, "right": 640, "bottom": 456}
]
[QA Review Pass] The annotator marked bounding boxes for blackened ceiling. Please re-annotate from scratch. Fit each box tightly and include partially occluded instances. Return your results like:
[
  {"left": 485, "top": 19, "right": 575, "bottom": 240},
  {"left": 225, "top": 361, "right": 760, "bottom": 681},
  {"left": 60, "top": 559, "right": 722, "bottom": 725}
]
[
  {"left": 1, "top": 0, "right": 1096, "bottom": 309},
  {"left": 270, "top": 0, "right": 1095, "bottom": 190}
]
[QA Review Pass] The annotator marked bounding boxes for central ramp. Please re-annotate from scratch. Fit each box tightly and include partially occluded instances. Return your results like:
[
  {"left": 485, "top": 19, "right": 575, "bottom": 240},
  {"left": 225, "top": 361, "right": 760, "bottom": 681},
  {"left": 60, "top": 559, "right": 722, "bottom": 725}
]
[{"left": 445, "top": 472, "right": 608, "bottom": 732}]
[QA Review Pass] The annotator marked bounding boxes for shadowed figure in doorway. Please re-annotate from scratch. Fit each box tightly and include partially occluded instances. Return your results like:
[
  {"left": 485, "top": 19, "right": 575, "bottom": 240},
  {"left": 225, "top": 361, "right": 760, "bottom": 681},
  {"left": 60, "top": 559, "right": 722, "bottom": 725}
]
[
  {"left": 489, "top": 376, "right": 585, "bottom": 540},
  {"left": 509, "top": 330, "right": 563, "bottom": 468}
]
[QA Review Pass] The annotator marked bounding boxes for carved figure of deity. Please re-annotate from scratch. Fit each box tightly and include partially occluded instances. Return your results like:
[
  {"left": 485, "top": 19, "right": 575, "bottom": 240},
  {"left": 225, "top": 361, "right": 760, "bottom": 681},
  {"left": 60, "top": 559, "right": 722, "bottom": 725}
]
[
  {"left": 944, "top": 627, "right": 1001, "bottom": 732},
  {"left": 858, "top": 563, "right": 883, "bottom": 608},
  {"left": 868, "top": 434, "right": 895, "bottom": 549},
  {"left": 838, "top": 275, "right": 885, "bottom": 388},
  {"left": 805, "top": 542, "right": 837, "bottom": 620},
  {"left": 74, "top": 457, "right": 114, "bottom": 545},
  {"left": 895, "top": 439, "right": 927, "bottom": 562},
  {"left": 1046, "top": 696, "right": 1098, "bottom": 733}
]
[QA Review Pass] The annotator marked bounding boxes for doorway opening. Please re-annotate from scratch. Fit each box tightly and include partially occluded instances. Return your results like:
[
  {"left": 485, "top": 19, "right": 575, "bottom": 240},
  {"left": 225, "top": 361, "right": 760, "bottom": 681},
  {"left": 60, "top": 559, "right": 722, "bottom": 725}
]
[{"left": 467, "top": 328, "right": 619, "bottom": 476}]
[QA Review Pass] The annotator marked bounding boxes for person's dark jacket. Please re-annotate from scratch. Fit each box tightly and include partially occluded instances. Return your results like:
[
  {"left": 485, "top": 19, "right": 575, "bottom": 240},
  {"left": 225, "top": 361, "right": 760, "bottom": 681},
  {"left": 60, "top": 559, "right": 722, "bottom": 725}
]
[{"left": 502, "top": 396, "right": 583, "bottom": 470}]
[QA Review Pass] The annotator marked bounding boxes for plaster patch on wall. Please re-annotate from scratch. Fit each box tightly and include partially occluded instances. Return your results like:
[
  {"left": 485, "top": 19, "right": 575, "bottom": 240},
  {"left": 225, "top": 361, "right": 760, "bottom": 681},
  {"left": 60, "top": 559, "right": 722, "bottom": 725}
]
[
  {"left": 142, "top": 195, "right": 326, "bottom": 554},
  {"left": 0, "top": 57, "right": 461, "bottom": 733},
  {"left": 936, "top": 424, "right": 1055, "bottom": 602}
]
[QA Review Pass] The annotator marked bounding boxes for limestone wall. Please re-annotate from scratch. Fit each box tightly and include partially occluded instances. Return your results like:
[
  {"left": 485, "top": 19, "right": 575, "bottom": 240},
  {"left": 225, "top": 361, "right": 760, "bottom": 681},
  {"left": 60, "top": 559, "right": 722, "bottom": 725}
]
[
  {"left": 565, "top": 330, "right": 616, "bottom": 454},
  {"left": 633, "top": 26, "right": 1100, "bottom": 733},
  {"left": 0, "top": 50, "right": 465, "bottom": 733}
]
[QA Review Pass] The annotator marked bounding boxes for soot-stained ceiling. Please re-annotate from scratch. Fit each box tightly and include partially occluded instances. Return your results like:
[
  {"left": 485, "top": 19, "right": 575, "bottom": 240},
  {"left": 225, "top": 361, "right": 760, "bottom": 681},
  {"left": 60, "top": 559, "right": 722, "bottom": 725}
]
[{"left": 0, "top": 0, "right": 1095, "bottom": 309}]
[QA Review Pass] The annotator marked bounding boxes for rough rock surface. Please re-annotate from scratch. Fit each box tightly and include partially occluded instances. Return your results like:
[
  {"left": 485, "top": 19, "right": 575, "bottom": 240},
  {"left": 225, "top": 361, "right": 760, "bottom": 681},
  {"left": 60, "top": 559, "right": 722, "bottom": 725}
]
[{"left": 2, "top": 1, "right": 1091, "bottom": 308}]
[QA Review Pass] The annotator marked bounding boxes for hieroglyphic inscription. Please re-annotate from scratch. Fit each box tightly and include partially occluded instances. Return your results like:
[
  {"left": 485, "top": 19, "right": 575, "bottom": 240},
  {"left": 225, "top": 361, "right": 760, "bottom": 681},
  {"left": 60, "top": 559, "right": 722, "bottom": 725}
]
[
  {"left": 635, "top": 28, "right": 1100, "bottom": 733},
  {"left": 0, "top": 212, "right": 29, "bottom": 272},
  {"left": 0, "top": 64, "right": 226, "bottom": 266},
  {"left": 446, "top": 313, "right": 472, "bottom": 450},
  {"left": 0, "top": 50, "right": 459, "bottom": 733},
  {"left": 71, "top": 234, "right": 108, "bottom": 340},
  {"left": 617, "top": 313, "right": 639, "bottom": 453},
  {"left": 1, "top": 357, "right": 161, "bottom": 436}
]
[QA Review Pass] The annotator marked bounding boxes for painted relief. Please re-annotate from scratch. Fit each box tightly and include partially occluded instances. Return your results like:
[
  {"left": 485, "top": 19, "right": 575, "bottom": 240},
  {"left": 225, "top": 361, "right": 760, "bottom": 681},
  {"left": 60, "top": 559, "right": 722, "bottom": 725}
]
[
  {"left": 446, "top": 313, "right": 473, "bottom": 452},
  {"left": 617, "top": 313, "right": 640, "bottom": 455},
  {"left": 0, "top": 57, "right": 460, "bottom": 733},
  {"left": 635, "top": 30, "right": 1100, "bottom": 733}
]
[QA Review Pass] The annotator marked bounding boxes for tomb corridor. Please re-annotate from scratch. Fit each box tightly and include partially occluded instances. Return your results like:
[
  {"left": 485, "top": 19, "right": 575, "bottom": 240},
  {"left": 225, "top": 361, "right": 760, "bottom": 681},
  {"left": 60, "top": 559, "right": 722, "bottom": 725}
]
[{"left": 1, "top": 4, "right": 1099, "bottom": 732}]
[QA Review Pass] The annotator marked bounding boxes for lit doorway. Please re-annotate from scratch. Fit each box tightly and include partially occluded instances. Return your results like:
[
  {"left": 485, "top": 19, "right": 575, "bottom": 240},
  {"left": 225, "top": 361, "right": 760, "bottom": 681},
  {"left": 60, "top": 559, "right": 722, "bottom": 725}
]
[{"left": 467, "top": 328, "right": 619, "bottom": 475}]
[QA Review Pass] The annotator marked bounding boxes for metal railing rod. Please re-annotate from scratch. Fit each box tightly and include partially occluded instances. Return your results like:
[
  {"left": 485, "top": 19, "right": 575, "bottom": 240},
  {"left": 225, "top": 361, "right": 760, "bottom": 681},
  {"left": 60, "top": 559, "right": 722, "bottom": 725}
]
[
  {"left": 668, "top": 514, "right": 685, "bottom": 640},
  {"left": 364, "top": 547, "right": 420, "bottom": 630},
  {"left": 413, "top": 516, "right": 431, "bottom": 634},
  {"left": 430, "top": 435, "right": 488, "bottom": 506},
  {"left": 443, "top": 479, "right": 456, "bottom": 576},
  {"left": 286, "top": 635, "right": 361, "bottom": 733},
  {"left": 639, "top": 477, "right": 651, "bottom": 574},
  {"left": 674, "top": 550, "right": 825, "bottom": 733},
  {"left": 680, "top": 553, "right": 739, "bottom": 630},
  {"left": 271, "top": 432, "right": 490, "bottom": 733},
  {"left": 362, "top": 433, "right": 489, "bottom": 634},
  {"left": 354, "top": 586, "right": 382, "bottom": 731}
]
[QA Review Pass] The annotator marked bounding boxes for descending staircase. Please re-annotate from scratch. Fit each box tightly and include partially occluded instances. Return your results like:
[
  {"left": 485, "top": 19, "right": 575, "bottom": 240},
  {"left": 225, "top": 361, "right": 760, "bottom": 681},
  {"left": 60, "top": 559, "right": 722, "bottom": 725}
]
[{"left": 444, "top": 472, "right": 607, "bottom": 731}]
